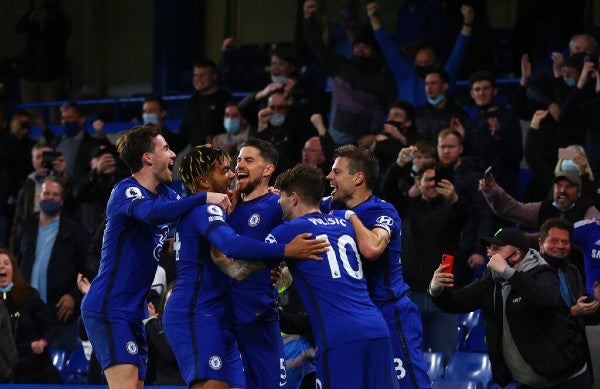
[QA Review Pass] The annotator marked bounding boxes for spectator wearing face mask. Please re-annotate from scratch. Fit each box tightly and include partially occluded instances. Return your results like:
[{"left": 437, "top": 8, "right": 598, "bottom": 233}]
[
  {"left": 256, "top": 91, "right": 315, "bottom": 178},
  {"left": 10, "top": 176, "right": 90, "bottom": 356},
  {"left": 553, "top": 145, "right": 597, "bottom": 204},
  {"left": 211, "top": 101, "right": 250, "bottom": 158},
  {"left": 366, "top": 1, "right": 474, "bottom": 106}
]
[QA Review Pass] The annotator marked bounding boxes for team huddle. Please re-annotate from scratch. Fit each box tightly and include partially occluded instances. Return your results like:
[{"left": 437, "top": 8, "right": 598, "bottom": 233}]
[{"left": 80, "top": 124, "right": 427, "bottom": 389}]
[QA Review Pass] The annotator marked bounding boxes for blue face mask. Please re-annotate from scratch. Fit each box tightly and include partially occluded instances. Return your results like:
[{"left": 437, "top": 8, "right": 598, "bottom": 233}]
[
  {"left": 269, "top": 113, "right": 285, "bottom": 127},
  {"left": 223, "top": 118, "right": 241, "bottom": 133},
  {"left": 142, "top": 113, "right": 159, "bottom": 125},
  {"left": 39, "top": 199, "right": 62, "bottom": 216},
  {"left": 427, "top": 94, "right": 445, "bottom": 106},
  {"left": 0, "top": 282, "right": 13, "bottom": 293},
  {"left": 271, "top": 75, "right": 287, "bottom": 84},
  {"left": 561, "top": 159, "right": 579, "bottom": 172},
  {"left": 62, "top": 121, "right": 80, "bottom": 137},
  {"left": 563, "top": 77, "right": 576, "bottom": 87}
]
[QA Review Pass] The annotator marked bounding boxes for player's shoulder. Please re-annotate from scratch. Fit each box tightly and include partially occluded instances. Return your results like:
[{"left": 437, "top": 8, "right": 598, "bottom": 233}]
[{"left": 110, "top": 177, "right": 147, "bottom": 201}]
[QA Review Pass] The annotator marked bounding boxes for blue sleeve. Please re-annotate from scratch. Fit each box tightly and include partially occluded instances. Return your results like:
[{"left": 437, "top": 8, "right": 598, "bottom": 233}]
[
  {"left": 207, "top": 225, "right": 285, "bottom": 261},
  {"left": 130, "top": 192, "right": 207, "bottom": 225},
  {"left": 374, "top": 27, "right": 415, "bottom": 99},
  {"left": 444, "top": 33, "right": 471, "bottom": 91}
]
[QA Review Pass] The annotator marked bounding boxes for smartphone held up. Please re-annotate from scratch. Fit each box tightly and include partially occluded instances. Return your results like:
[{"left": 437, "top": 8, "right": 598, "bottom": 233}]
[{"left": 440, "top": 254, "right": 454, "bottom": 274}]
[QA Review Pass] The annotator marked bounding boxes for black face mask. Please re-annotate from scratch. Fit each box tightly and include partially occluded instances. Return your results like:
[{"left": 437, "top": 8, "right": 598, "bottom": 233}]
[
  {"left": 385, "top": 120, "right": 408, "bottom": 134},
  {"left": 415, "top": 65, "right": 435, "bottom": 79}
]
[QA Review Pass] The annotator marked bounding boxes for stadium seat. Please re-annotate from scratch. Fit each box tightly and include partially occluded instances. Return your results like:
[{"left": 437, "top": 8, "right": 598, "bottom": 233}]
[
  {"left": 432, "top": 378, "right": 483, "bottom": 389},
  {"left": 63, "top": 346, "right": 89, "bottom": 384},
  {"left": 459, "top": 309, "right": 483, "bottom": 330},
  {"left": 444, "top": 352, "right": 493, "bottom": 388},
  {"left": 423, "top": 351, "right": 444, "bottom": 383},
  {"left": 463, "top": 325, "right": 487, "bottom": 352},
  {"left": 49, "top": 348, "right": 66, "bottom": 374},
  {"left": 456, "top": 324, "right": 468, "bottom": 351}
]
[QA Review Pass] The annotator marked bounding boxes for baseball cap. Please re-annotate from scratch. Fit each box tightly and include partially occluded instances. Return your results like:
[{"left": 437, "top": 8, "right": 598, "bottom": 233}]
[
  {"left": 480, "top": 227, "right": 529, "bottom": 253},
  {"left": 91, "top": 145, "right": 117, "bottom": 159},
  {"left": 554, "top": 170, "right": 581, "bottom": 187}
]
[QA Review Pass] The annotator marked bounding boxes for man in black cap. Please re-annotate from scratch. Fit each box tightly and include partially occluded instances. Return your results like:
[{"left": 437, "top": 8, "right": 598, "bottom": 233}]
[
  {"left": 428, "top": 227, "right": 591, "bottom": 388},
  {"left": 480, "top": 169, "right": 600, "bottom": 231}
]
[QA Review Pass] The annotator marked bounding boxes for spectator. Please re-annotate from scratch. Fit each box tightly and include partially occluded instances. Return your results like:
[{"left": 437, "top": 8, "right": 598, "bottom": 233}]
[
  {"left": 462, "top": 70, "right": 523, "bottom": 199},
  {"left": 553, "top": 145, "right": 597, "bottom": 203},
  {"left": 0, "top": 247, "right": 62, "bottom": 384},
  {"left": 10, "top": 176, "right": 90, "bottom": 355},
  {"left": 395, "top": 161, "right": 469, "bottom": 362},
  {"left": 560, "top": 59, "right": 600, "bottom": 178},
  {"left": 44, "top": 102, "right": 109, "bottom": 188},
  {"left": 539, "top": 218, "right": 599, "bottom": 384},
  {"left": 414, "top": 69, "right": 469, "bottom": 143},
  {"left": 366, "top": 1, "right": 473, "bottom": 106},
  {"left": 0, "top": 293, "right": 17, "bottom": 383},
  {"left": 256, "top": 91, "right": 315, "bottom": 178},
  {"left": 71, "top": 144, "right": 128, "bottom": 235},
  {"left": 179, "top": 59, "right": 232, "bottom": 149},
  {"left": 480, "top": 169, "right": 600, "bottom": 231},
  {"left": 358, "top": 100, "right": 421, "bottom": 180},
  {"left": 303, "top": 0, "right": 395, "bottom": 146},
  {"left": 523, "top": 108, "right": 567, "bottom": 202},
  {"left": 15, "top": 0, "right": 71, "bottom": 124},
  {"left": 381, "top": 140, "right": 437, "bottom": 209},
  {"left": 429, "top": 227, "right": 591, "bottom": 388},
  {"left": 0, "top": 110, "right": 36, "bottom": 245},
  {"left": 211, "top": 101, "right": 250, "bottom": 158},
  {"left": 436, "top": 128, "right": 496, "bottom": 287}
]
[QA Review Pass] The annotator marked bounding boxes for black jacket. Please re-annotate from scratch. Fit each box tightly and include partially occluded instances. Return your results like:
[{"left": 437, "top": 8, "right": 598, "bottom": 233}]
[
  {"left": 4, "top": 289, "right": 61, "bottom": 383},
  {"left": 11, "top": 213, "right": 90, "bottom": 324},
  {"left": 433, "top": 251, "right": 586, "bottom": 386}
]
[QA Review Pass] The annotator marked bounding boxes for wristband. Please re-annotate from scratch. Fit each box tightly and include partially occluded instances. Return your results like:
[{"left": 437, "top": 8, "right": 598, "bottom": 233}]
[{"left": 344, "top": 210, "right": 356, "bottom": 220}]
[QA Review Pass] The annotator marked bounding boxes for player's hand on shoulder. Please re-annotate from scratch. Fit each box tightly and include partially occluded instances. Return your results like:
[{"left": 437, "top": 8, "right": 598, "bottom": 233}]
[{"left": 285, "top": 233, "right": 329, "bottom": 260}]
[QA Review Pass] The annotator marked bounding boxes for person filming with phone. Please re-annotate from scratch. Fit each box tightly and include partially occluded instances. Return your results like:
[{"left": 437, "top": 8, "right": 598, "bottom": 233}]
[{"left": 428, "top": 227, "right": 592, "bottom": 388}]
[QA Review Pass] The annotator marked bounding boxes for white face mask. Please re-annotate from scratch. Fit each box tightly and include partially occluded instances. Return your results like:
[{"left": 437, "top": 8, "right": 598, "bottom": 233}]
[
  {"left": 269, "top": 112, "right": 285, "bottom": 127},
  {"left": 271, "top": 75, "right": 287, "bottom": 84}
]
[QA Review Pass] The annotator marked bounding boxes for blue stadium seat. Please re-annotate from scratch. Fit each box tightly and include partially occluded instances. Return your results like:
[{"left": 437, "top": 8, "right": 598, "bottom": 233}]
[
  {"left": 423, "top": 351, "right": 444, "bottom": 383},
  {"left": 444, "top": 352, "right": 493, "bottom": 388},
  {"left": 456, "top": 324, "right": 468, "bottom": 351},
  {"left": 63, "top": 346, "right": 89, "bottom": 384},
  {"left": 432, "top": 378, "right": 483, "bottom": 389},
  {"left": 463, "top": 325, "right": 487, "bottom": 352},
  {"left": 49, "top": 348, "right": 67, "bottom": 374},
  {"left": 459, "top": 309, "right": 483, "bottom": 330}
]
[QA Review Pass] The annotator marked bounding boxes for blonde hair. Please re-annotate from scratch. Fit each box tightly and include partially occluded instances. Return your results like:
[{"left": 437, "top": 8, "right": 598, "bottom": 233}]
[{"left": 554, "top": 144, "right": 594, "bottom": 181}]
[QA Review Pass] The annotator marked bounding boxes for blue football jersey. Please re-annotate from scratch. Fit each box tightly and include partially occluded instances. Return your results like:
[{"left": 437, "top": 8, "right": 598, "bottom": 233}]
[
  {"left": 352, "top": 196, "right": 410, "bottom": 304},
  {"left": 82, "top": 177, "right": 181, "bottom": 320},
  {"left": 163, "top": 204, "right": 233, "bottom": 325},
  {"left": 574, "top": 218, "right": 600, "bottom": 296},
  {"left": 267, "top": 212, "right": 390, "bottom": 355},
  {"left": 164, "top": 201, "right": 288, "bottom": 324},
  {"left": 228, "top": 193, "right": 283, "bottom": 323}
]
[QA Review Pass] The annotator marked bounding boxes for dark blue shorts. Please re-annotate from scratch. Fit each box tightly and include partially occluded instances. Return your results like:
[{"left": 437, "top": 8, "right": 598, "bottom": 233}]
[
  {"left": 81, "top": 309, "right": 148, "bottom": 380},
  {"left": 232, "top": 319, "right": 287, "bottom": 388},
  {"left": 163, "top": 317, "right": 244, "bottom": 387},
  {"left": 316, "top": 337, "right": 398, "bottom": 389},
  {"left": 380, "top": 296, "right": 431, "bottom": 389}
]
